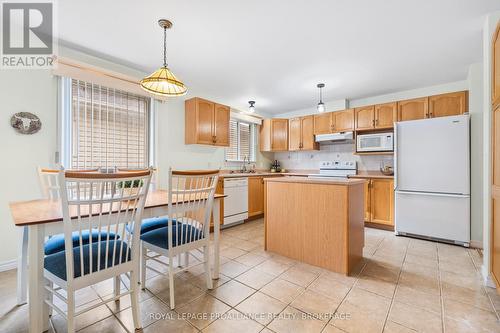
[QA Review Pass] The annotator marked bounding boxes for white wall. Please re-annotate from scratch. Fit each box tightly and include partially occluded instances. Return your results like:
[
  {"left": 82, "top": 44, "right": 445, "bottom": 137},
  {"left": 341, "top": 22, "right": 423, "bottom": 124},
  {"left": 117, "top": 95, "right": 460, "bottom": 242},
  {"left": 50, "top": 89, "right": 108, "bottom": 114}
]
[
  {"left": 482, "top": 11, "right": 500, "bottom": 283},
  {"left": 468, "top": 63, "right": 484, "bottom": 246},
  {"left": 0, "top": 70, "right": 57, "bottom": 265}
]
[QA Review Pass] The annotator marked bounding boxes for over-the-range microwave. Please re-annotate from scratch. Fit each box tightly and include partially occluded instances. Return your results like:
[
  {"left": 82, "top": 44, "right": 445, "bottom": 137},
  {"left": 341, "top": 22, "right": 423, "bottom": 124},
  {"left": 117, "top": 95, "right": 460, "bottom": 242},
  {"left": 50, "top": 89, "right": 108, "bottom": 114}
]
[{"left": 356, "top": 132, "right": 393, "bottom": 152}]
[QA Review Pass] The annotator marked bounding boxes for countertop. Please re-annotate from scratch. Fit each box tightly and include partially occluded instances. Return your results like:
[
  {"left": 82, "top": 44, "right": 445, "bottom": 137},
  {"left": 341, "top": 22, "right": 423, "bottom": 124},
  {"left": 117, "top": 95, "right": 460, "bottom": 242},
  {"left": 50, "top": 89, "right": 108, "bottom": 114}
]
[
  {"left": 263, "top": 176, "right": 366, "bottom": 186},
  {"left": 219, "top": 170, "right": 392, "bottom": 179}
]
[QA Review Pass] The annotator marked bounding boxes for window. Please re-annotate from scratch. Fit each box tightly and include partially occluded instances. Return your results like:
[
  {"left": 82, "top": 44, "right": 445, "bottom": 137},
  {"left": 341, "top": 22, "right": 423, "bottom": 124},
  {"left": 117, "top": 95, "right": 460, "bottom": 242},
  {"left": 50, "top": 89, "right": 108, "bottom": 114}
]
[
  {"left": 225, "top": 119, "right": 257, "bottom": 162},
  {"left": 64, "top": 78, "right": 151, "bottom": 170}
]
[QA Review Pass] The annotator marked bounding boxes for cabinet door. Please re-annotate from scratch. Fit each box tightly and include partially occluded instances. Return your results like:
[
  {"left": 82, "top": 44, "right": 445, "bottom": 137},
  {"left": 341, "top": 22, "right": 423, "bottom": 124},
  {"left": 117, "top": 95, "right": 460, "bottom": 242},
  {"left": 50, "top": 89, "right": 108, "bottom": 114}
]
[
  {"left": 492, "top": 104, "right": 500, "bottom": 287},
  {"left": 214, "top": 103, "right": 230, "bottom": 146},
  {"left": 334, "top": 109, "right": 354, "bottom": 132},
  {"left": 248, "top": 177, "right": 264, "bottom": 217},
  {"left": 210, "top": 178, "right": 224, "bottom": 227},
  {"left": 364, "top": 180, "right": 371, "bottom": 222},
  {"left": 494, "top": 22, "right": 500, "bottom": 108},
  {"left": 428, "top": 92, "right": 468, "bottom": 118},
  {"left": 370, "top": 179, "right": 394, "bottom": 225},
  {"left": 271, "top": 119, "right": 289, "bottom": 151},
  {"left": 196, "top": 99, "right": 215, "bottom": 144},
  {"left": 375, "top": 102, "right": 397, "bottom": 129},
  {"left": 301, "top": 116, "right": 318, "bottom": 150},
  {"left": 398, "top": 97, "right": 428, "bottom": 121},
  {"left": 313, "top": 112, "right": 333, "bottom": 135},
  {"left": 288, "top": 118, "right": 302, "bottom": 151},
  {"left": 355, "top": 106, "right": 375, "bottom": 130}
]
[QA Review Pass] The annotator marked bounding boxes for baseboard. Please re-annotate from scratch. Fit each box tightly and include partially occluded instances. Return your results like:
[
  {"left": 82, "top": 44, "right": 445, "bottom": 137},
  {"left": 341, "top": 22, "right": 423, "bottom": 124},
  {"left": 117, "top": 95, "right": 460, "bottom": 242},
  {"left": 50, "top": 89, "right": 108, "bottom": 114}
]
[
  {"left": 365, "top": 221, "right": 394, "bottom": 231},
  {"left": 470, "top": 240, "right": 483, "bottom": 249},
  {"left": 0, "top": 259, "right": 17, "bottom": 272}
]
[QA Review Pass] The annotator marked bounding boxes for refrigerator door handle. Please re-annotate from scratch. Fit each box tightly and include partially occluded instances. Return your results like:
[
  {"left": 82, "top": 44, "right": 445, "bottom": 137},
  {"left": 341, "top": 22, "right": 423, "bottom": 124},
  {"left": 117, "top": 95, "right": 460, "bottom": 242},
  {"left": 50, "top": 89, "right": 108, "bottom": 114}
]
[
  {"left": 394, "top": 123, "right": 398, "bottom": 191},
  {"left": 395, "top": 190, "right": 470, "bottom": 198}
]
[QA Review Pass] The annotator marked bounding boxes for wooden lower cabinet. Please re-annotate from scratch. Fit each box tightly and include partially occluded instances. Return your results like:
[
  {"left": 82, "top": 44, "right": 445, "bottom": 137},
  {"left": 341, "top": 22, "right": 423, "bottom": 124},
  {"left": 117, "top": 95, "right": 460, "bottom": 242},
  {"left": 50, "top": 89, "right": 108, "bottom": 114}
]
[
  {"left": 211, "top": 178, "right": 224, "bottom": 227},
  {"left": 248, "top": 176, "right": 265, "bottom": 217},
  {"left": 363, "top": 178, "right": 394, "bottom": 227}
]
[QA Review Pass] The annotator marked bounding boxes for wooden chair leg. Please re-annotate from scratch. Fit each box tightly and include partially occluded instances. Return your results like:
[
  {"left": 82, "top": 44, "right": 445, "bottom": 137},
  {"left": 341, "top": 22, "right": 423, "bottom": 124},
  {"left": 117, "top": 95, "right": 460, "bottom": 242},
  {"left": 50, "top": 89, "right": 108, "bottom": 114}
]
[
  {"left": 67, "top": 290, "right": 76, "bottom": 333},
  {"left": 203, "top": 245, "right": 213, "bottom": 290},
  {"left": 130, "top": 270, "right": 142, "bottom": 330},
  {"left": 16, "top": 226, "right": 28, "bottom": 305},
  {"left": 168, "top": 256, "right": 175, "bottom": 310}
]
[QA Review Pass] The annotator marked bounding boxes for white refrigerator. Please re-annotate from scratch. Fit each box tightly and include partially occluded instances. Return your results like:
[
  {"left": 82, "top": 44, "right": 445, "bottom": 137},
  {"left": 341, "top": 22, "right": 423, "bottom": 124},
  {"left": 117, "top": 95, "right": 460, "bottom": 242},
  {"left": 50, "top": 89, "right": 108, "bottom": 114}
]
[{"left": 394, "top": 114, "right": 470, "bottom": 246}]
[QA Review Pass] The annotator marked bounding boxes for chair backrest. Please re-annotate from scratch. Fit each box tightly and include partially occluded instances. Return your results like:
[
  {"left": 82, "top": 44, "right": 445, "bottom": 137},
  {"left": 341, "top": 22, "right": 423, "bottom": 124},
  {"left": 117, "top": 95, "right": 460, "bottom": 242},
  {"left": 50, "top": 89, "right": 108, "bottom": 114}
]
[
  {"left": 167, "top": 169, "right": 219, "bottom": 250},
  {"left": 58, "top": 169, "right": 152, "bottom": 282},
  {"left": 38, "top": 167, "right": 99, "bottom": 199}
]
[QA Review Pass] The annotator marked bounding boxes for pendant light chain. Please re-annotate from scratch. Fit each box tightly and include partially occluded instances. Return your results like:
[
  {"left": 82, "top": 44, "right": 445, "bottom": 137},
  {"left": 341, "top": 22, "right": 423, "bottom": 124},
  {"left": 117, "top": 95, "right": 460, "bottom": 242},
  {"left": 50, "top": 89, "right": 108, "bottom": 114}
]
[{"left": 163, "top": 27, "right": 167, "bottom": 67}]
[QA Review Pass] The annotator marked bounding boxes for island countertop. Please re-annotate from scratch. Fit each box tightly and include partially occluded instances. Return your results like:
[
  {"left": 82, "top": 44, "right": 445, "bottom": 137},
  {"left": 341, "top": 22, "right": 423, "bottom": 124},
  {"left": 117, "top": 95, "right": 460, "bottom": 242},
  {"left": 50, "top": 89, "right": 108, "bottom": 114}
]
[{"left": 264, "top": 176, "right": 367, "bottom": 186}]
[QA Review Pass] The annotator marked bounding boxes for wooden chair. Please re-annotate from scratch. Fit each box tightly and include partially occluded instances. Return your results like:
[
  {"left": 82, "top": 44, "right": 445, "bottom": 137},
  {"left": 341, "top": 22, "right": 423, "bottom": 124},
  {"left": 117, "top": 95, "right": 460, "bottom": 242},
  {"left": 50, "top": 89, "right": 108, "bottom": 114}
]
[
  {"left": 17, "top": 167, "right": 99, "bottom": 305},
  {"left": 43, "top": 169, "right": 152, "bottom": 333},
  {"left": 140, "top": 169, "right": 219, "bottom": 309}
]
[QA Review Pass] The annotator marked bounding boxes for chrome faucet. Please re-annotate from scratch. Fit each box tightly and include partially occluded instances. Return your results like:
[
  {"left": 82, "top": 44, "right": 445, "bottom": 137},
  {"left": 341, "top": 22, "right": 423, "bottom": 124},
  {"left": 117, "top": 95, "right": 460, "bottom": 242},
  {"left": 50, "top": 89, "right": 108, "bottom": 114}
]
[{"left": 241, "top": 155, "right": 248, "bottom": 173}]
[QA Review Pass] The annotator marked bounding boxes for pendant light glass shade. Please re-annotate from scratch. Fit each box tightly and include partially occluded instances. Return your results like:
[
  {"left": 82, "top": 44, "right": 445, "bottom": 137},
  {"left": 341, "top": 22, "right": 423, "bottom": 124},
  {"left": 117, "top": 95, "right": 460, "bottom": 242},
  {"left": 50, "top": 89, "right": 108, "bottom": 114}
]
[
  {"left": 316, "top": 83, "right": 325, "bottom": 113},
  {"left": 140, "top": 19, "right": 187, "bottom": 97},
  {"left": 248, "top": 100, "right": 256, "bottom": 113},
  {"left": 140, "top": 66, "right": 187, "bottom": 96}
]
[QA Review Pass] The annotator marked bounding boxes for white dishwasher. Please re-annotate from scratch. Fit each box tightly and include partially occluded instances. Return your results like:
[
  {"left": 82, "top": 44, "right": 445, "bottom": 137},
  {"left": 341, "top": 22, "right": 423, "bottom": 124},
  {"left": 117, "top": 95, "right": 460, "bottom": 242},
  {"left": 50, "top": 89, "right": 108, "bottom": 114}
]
[{"left": 223, "top": 177, "right": 248, "bottom": 227}]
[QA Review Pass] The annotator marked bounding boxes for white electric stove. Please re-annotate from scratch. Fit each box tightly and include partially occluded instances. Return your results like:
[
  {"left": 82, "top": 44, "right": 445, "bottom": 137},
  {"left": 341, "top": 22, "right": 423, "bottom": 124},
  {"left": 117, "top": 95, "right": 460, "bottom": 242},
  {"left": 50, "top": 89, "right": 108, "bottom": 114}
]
[{"left": 308, "top": 160, "right": 357, "bottom": 178}]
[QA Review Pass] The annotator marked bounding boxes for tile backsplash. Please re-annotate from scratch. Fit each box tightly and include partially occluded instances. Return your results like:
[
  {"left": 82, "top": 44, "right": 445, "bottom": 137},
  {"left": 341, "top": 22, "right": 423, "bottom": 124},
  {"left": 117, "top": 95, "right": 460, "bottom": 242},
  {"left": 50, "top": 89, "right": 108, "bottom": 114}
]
[{"left": 273, "top": 142, "right": 393, "bottom": 171}]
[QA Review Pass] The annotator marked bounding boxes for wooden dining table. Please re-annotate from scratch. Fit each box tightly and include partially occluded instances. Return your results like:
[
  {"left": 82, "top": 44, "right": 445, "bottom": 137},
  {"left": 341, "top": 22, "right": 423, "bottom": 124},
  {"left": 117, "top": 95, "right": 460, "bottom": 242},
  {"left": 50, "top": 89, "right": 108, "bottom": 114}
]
[{"left": 9, "top": 189, "right": 225, "bottom": 333}]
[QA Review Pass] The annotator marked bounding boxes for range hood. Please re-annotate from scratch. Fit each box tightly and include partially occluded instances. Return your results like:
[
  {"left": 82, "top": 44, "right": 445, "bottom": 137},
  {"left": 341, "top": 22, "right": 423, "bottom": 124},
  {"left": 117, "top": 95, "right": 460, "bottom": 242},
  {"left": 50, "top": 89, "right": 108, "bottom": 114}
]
[{"left": 315, "top": 132, "right": 354, "bottom": 143}]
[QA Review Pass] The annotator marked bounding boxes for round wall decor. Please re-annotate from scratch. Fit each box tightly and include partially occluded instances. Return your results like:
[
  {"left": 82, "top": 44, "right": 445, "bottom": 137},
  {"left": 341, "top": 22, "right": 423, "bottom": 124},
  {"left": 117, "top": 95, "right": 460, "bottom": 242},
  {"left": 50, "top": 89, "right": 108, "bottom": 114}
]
[{"left": 10, "top": 112, "right": 42, "bottom": 134}]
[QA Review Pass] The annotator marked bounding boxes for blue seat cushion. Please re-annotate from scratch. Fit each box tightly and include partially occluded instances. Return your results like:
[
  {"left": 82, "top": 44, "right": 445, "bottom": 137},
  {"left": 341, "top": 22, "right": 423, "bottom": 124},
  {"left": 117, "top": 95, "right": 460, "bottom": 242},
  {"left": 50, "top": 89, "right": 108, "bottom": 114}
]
[
  {"left": 44, "top": 230, "right": 119, "bottom": 255},
  {"left": 44, "top": 240, "right": 131, "bottom": 281},
  {"left": 140, "top": 224, "right": 204, "bottom": 250},
  {"left": 126, "top": 217, "right": 177, "bottom": 235}
]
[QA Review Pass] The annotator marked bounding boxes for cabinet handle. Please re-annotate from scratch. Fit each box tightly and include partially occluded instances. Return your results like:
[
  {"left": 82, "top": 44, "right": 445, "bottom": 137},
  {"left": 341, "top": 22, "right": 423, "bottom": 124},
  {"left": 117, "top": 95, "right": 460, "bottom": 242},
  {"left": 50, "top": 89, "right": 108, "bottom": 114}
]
[
  {"left": 372, "top": 119, "right": 375, "bottom": 127},
  {"left": 375, "top": 119, "right": 378, "bottom": 126}
]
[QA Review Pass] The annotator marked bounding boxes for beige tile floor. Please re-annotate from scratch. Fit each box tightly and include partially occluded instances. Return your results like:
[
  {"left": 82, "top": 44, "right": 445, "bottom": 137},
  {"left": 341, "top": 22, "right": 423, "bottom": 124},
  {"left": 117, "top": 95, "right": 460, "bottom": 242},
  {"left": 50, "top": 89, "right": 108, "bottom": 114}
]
[{"left": 1, "top": 218, "right": 500, "bottom": 333}]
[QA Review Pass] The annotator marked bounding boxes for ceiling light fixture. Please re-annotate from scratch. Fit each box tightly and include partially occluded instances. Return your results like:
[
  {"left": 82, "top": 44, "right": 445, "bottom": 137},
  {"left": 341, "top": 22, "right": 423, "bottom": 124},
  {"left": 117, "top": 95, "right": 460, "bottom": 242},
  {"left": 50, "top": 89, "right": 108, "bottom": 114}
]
[
  {"left": 316, "top": 83, "right": 325, "bottom": 113},
  {"left": 140, "top": 19, "right": 187, "bottom": 97},
  {"left": 248, "top": 101, "right": 256, "bottom": 113}
]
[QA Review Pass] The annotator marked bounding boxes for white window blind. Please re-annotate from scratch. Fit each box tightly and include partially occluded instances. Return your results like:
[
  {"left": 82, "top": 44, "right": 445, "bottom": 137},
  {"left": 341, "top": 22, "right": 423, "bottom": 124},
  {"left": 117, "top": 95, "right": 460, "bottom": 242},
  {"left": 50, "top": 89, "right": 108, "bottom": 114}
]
[
  {"left": 70, "top": 79, "right": 150, "bottom": 170},
  {"left": 225, "top": 119, "right": 256, "bottom": 162}
]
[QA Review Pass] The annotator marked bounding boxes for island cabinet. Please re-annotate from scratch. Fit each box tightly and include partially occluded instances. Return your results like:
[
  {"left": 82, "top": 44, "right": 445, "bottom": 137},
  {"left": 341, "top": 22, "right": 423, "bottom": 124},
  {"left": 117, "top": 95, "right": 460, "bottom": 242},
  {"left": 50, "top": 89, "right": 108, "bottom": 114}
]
[
  {"left": 265, "top": 177, "right": 365, "bottom": 275},
  {"left": 289, "top": 116, "right": 318, "bottom": 151},
  {"left": 185, "top": 97, "right": 230, "bottom": 146},
  {"left": 428, "top": 91, "right": 468, "bottom": 118},
  {"left": 260, "top": 119, "right": 289, "bottom": 151},
  {"left": 362, "top": 178, "right": 394, "bottom": 227},
  {"left": 355, "top": 103, "right": 397, "bottom": 130},
  {"left": 313, "top": 109, "right": 354, "bottom": 134}
]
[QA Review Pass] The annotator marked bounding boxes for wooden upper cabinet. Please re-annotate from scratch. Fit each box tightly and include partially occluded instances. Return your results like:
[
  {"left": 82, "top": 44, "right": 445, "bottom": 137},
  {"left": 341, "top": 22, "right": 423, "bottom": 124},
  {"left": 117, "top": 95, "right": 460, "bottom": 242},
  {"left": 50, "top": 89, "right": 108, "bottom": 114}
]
[
  {"left": 370, "top": 179, "right": 394, "bottom": 226},
  {"left": 355, "top": 106, "right": 375, "bottom": 130},
  {"left": 301, "top": 115, "right": 318, "bottom": 150},
  {"left": 289, "top": 116, "right": 318, "bottom": 151},
  {"left": 185, "top": 97, "right": 230, "bottom": 146},
  {"left": 333, "top": 109, "right": 354, "bottom": 132},
  {"left": 289, "top": 118, "right": 302, "bottom": 151},
  {"left": 260, "top": 119, "right": 289, "bottom": 151},
  {"left": 313, "top": 112, "right": 333, "bottom": 135},
  {"left": 214, "top": 103, "right": 230, "bottom": 146},
  {"left": 374, "top": 102, "right": 397, "bottom": 129},
  {"left": 248, "top": 176, "right": 264, "bottom": 217},
  {"left": 494, "top": 22, "right": 500, "bottom": 108},
  {"left": 428, "top": 91, "right": 468, "bottom": 118},
  {"left": 398, "top": 97, "right": 429, "bottom": 122}
]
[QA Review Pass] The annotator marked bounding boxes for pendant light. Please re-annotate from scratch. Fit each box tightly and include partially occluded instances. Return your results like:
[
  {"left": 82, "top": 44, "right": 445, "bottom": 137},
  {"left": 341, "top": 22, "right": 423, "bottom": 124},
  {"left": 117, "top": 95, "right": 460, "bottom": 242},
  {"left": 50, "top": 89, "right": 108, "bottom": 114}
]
[
  {"left": 248, "top": 101, "right": 256, "bottom": 113},
  {"left": 140, "top": 19, "right": 187, "bottom": 97},
  {"left": 316, "top": 83, "right": 325, "bottom": 113}
]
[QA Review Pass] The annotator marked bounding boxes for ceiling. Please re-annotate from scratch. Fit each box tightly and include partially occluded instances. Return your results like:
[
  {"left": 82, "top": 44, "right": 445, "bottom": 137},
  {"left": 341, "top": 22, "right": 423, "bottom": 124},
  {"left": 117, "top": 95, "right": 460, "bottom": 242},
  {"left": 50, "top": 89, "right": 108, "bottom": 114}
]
[{"left": 57, "top": 0, "right": 500, "bottom": 115}]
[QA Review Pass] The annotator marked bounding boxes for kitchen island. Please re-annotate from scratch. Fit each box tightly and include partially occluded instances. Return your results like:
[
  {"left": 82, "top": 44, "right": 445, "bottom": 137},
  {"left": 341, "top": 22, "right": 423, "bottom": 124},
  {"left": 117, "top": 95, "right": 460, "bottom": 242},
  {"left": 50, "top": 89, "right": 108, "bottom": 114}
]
[{"left": 264, "top": 177, "right": 366, "bottom": 275}]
